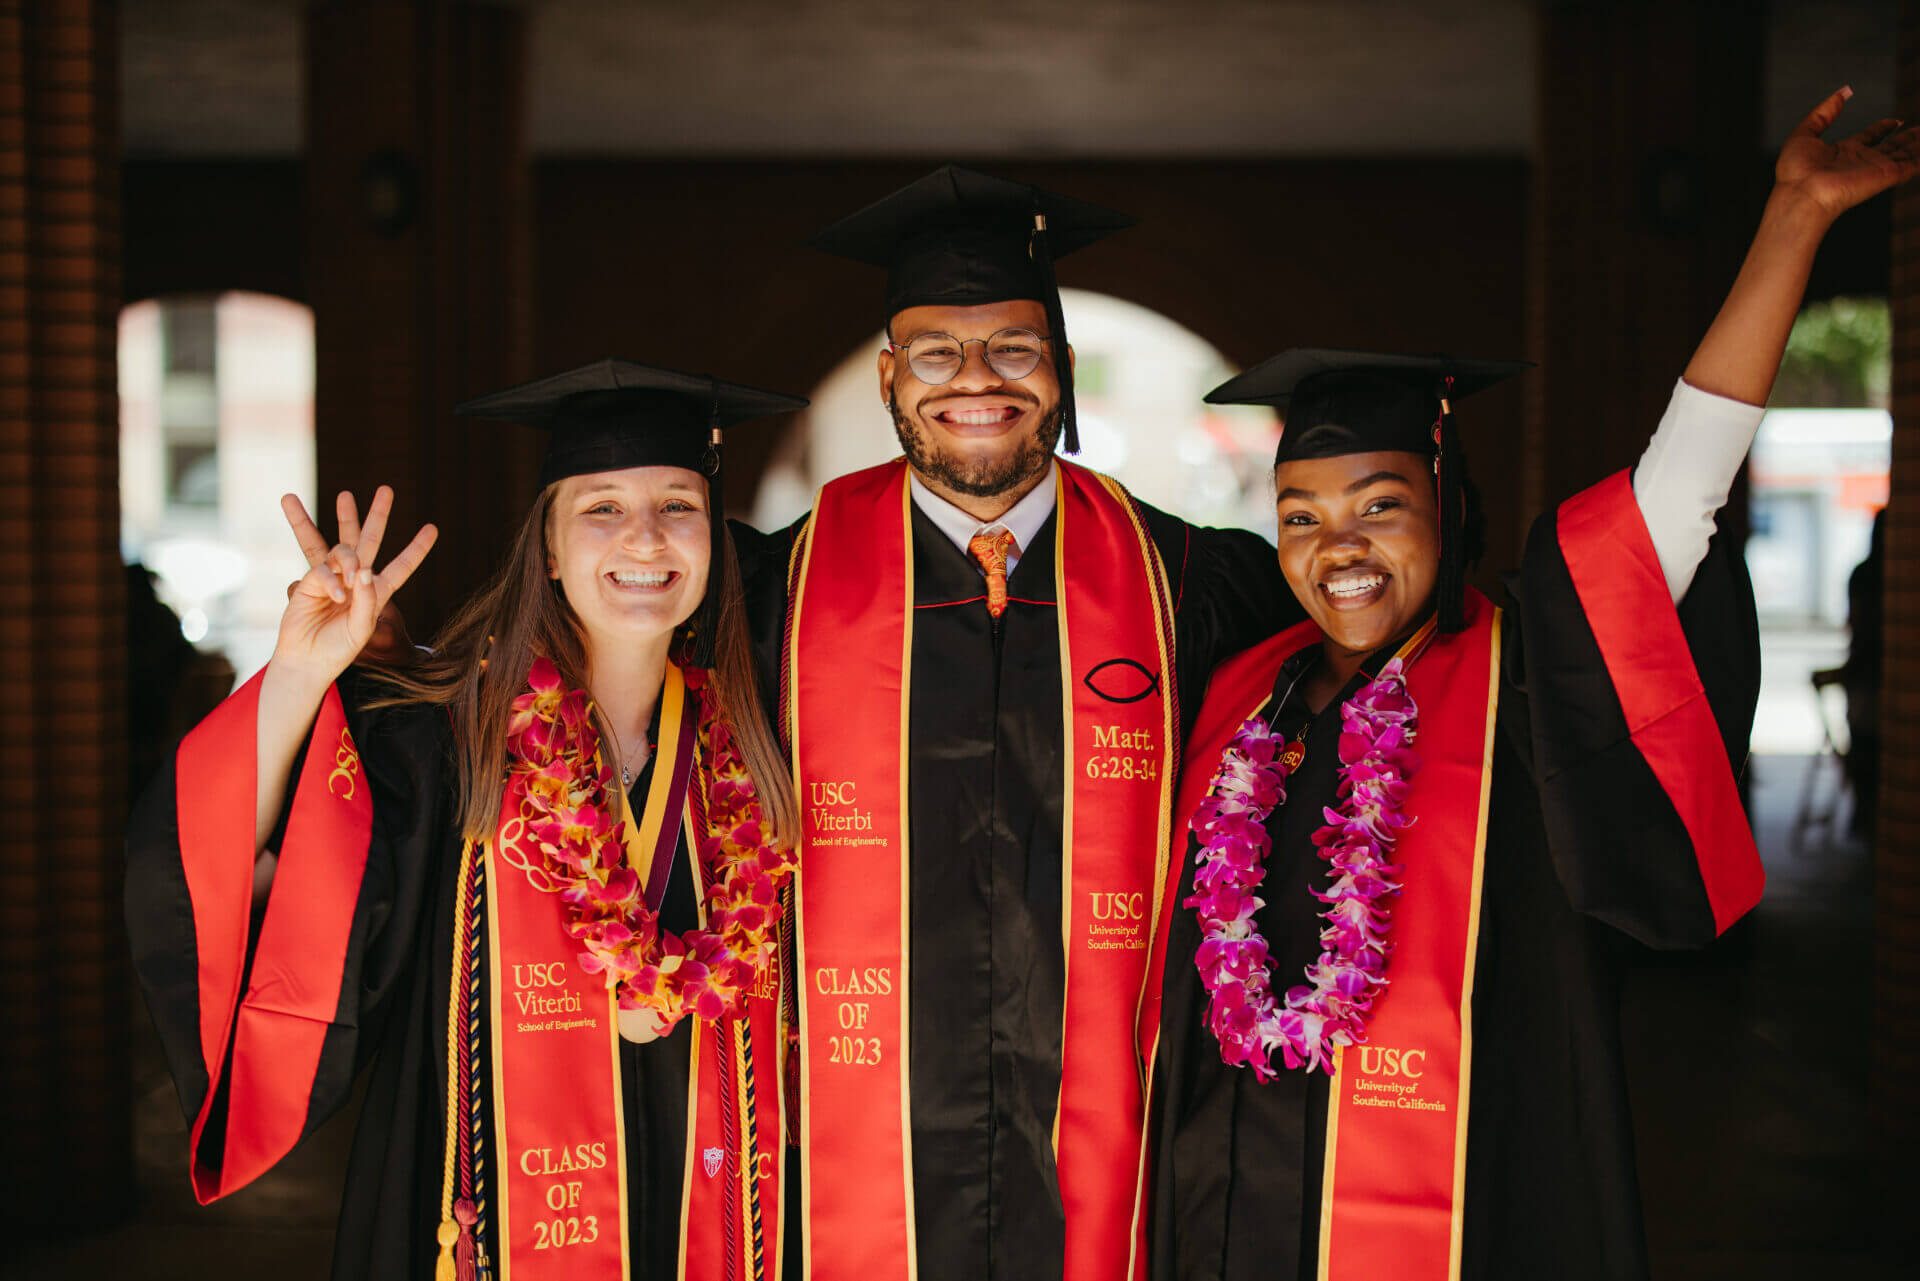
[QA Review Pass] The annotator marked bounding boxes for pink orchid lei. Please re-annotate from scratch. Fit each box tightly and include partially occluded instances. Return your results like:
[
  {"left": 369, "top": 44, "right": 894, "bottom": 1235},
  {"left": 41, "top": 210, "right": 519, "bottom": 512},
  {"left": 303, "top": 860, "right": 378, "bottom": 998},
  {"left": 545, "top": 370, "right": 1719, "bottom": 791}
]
[
  {"left": 499, "top": 656, "right": 796, "bottom": 1031},
  {"left": 1183, "top": 657, "right": 1420, "bottom": 1080}
]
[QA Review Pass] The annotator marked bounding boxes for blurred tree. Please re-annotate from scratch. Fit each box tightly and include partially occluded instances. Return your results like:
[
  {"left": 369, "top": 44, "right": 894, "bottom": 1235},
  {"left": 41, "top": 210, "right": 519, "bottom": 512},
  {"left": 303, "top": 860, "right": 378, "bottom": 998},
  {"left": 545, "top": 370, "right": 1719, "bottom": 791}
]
[{"left": 1772, "top": 296, "right": 1891, "bottom": 408}]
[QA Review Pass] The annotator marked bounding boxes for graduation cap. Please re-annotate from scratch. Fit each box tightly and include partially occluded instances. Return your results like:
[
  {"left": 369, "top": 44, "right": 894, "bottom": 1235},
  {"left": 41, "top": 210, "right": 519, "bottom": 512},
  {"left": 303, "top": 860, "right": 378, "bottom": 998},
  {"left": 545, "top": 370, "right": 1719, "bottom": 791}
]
[
  {"left": 807, "top": 164, "right": 1138, "bottom": 454},
  {"left": 455, "top": 358, "right": 808, "bottom": 665},
  {"left": 1205, "top": 349, "right": 1531, "bottom": 633}
]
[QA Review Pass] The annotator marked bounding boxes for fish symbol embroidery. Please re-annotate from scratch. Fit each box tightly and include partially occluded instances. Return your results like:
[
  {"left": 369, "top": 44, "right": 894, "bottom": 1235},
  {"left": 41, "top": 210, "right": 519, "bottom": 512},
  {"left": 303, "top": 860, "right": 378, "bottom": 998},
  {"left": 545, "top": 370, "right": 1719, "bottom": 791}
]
[{"left": 1083, "top": 657, "right": 1161, "bottom": 704}]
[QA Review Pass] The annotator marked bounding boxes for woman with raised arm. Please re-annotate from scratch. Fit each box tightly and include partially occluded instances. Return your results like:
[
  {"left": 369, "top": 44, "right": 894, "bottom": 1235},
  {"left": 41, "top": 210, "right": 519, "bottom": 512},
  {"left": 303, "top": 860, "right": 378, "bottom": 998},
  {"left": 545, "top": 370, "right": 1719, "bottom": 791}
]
[
  {"left": 1145, "top": 90, "right": 1919, "bottom": 1281},
  {"left": 126, "top": 361, "right": 805, "bottom": 1281}
]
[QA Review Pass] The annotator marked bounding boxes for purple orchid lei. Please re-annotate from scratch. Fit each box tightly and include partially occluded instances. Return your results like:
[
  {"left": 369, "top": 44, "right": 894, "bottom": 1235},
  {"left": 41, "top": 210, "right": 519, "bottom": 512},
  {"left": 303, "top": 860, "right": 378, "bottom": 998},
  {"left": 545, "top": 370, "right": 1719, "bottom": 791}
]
[{"left": 1183, "top": 657, "right": 1421, "bottom": 1080}]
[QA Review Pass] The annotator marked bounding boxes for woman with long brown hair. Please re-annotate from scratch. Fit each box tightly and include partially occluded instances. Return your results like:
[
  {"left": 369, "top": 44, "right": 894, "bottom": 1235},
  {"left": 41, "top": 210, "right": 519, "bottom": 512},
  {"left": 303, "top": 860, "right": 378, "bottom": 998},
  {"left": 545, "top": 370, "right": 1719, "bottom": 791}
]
[{"left": 127, "top": 361, "right": 804, "bottom": 1281}]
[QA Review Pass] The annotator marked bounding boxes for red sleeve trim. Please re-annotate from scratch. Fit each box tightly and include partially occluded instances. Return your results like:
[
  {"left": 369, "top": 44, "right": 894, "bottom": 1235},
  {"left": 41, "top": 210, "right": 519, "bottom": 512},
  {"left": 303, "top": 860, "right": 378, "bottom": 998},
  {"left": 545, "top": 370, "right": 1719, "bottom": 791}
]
[
  {"left": 1556, "top": 471, "right": 1763, "bottom": 934},
  {"left": 175, "top": 676, "right": 375, "bottom": 1200},
  {"left": 175, "top": 670, "right": 264, "bottom": 1118}
]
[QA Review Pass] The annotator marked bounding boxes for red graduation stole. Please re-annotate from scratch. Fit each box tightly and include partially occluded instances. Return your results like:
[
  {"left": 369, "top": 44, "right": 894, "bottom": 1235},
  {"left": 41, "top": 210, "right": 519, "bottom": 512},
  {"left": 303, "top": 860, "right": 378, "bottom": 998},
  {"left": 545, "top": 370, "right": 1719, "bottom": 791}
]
[
  {"left": 1143, "top": 591, "right": 1502, "bottom": 1281},
  {"left": 484, "top": 661, "right": 787, "bottom": 1281},
  {"left": 786, "top": 458, "right": 1178, "bottom": 1281}
]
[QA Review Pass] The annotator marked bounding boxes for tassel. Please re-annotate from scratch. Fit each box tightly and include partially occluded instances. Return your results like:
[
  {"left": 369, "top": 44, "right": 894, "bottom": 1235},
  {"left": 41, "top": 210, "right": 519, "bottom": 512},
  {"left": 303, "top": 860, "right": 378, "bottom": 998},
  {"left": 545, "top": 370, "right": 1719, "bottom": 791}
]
[
  {"left": 453, "top": 1198, "right": 479, "bottom": 1281},
  {"left": 691, "top": 382, "right": 723, "bottom": 668},
  {"left": 1027, "top": 194, "right": 1078, "bottom": 455},
  {"left": 1433, "top": 375, "right": 1468, "bottom": 633},
  {"left": 434, "top": 1218, "right": 460, "bottom": 1281}
]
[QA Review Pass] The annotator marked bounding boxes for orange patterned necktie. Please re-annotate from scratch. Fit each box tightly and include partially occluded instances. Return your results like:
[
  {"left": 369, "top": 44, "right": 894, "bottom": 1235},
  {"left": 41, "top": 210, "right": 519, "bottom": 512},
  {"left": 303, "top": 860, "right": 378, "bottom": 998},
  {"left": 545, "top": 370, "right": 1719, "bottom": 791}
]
[{"left": 968, "top": 527, "right": 1019, "bottom": 619}]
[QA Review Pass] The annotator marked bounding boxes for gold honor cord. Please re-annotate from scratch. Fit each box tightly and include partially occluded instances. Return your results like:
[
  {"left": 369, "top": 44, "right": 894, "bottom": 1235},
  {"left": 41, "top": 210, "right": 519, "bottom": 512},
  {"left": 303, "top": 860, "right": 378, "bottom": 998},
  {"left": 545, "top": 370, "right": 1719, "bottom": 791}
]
[
  {"left": 734, "top": 1022, "right": 767, "bottom": 1277},
  {"left": 438, "top": 838, "right": 482, "bottom": 1281}
]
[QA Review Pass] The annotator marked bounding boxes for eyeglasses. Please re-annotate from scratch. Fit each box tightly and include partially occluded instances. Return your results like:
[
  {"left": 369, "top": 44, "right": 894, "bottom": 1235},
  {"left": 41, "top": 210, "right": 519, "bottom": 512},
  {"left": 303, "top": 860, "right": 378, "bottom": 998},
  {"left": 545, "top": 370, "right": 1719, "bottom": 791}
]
[{"left": 888, "top": 327, "right": 1052, "bottom": 385}]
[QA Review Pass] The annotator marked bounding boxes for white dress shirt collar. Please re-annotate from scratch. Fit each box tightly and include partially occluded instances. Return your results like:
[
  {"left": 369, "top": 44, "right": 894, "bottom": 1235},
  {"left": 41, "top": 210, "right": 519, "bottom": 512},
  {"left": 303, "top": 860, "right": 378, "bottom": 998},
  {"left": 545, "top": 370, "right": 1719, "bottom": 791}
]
[{"left": 907, "top": 460, "right": 1058, "bottom": 573}]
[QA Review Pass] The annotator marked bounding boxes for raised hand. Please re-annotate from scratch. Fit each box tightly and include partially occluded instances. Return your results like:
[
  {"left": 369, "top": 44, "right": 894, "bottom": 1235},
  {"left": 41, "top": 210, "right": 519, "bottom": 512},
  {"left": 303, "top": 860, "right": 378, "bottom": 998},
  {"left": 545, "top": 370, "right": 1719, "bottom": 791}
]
[
  {"left": 272, "top": 487, "right": 437, "bottom": 688},
  {"left": 1683, "top": 85, "right": 1920, "bottom": 409},
  {"left": 1777, "top": 87, "right": 1920, "bottom": 221}
]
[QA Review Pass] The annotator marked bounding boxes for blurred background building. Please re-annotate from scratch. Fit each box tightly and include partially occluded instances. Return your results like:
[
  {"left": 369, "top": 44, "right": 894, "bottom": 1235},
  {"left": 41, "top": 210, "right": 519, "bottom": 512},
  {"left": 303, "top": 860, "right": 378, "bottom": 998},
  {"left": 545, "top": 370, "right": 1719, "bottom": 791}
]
[{"left": 5, "top": 1, "right": 1919, "bottom": 1277}]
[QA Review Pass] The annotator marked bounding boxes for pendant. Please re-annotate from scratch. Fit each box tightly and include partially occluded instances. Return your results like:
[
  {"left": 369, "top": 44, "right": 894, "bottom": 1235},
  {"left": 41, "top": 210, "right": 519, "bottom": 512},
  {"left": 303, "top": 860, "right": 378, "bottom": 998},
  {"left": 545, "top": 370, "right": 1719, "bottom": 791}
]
[{"left": 617, "top": 1007, "right": 669, "bottom": 1044}]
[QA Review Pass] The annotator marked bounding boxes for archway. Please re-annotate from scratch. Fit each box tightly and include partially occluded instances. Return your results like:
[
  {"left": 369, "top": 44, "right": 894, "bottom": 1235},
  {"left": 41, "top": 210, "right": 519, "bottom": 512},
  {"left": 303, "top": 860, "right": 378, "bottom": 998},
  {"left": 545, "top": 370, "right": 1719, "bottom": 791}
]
[{"left": 118, "top": 291, "right": 316, "bottom": 685}]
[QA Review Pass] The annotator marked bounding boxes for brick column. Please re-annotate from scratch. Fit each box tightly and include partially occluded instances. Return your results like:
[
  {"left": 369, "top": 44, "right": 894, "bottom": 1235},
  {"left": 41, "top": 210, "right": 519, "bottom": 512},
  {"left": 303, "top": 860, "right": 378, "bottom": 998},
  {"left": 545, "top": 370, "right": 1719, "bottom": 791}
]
[
  {"left": 307, "top": 0, "right": 533, "bottom": 636},
  {"left": 1527, "top": 0, "right": 1765, "bottom": 532},
  {"left": 0, "top": 0, "right": 129, "bottom": 1228},
  {"left": 1878, "top": 0, "right": 1920, "bottom": 1240}
]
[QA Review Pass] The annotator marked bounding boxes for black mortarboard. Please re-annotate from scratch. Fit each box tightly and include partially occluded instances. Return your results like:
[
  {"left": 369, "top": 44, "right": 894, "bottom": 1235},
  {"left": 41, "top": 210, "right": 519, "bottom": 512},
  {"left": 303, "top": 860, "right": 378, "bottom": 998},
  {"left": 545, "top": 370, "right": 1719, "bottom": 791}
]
[
  {"left": 807, "top": 165, "right": 1137, "bottom": 454},
  {"left": 455, "top": 358, "right": 808, "bottom": 489},
  {"left": 1206, "top": 349, "right": 1531, "bottom": 633},
  {"left": 455, "top": 358, "right": 807, "bottom": 665}
]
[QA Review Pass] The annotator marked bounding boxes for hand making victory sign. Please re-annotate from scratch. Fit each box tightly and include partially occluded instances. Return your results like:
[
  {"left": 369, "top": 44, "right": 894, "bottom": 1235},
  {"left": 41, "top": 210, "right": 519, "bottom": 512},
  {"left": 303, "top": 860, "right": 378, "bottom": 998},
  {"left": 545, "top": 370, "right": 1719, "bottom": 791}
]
[
  {"left": 251, "top": 486, "right": 437, "bottom": 857},
  {"left": 274, "top": 485, "right": 438, "bottom": 684}
]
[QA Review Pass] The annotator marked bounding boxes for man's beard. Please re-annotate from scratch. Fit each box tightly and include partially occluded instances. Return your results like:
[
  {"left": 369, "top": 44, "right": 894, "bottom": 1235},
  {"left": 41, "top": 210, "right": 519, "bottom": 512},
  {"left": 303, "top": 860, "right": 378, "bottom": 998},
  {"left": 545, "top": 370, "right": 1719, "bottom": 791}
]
[{"left": 889, "top": 391, "right": 1063, "bottom": 499}]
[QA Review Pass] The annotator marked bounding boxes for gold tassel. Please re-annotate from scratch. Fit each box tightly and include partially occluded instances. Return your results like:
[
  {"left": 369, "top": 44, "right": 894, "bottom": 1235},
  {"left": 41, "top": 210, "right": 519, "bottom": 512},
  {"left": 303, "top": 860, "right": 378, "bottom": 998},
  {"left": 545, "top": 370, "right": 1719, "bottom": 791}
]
[
  {"left": 437, "top": 842, "right": 481, "bottom": 1281},
  {"left": 435, "top": 1217, "right": 459, "bottom": 1281}
]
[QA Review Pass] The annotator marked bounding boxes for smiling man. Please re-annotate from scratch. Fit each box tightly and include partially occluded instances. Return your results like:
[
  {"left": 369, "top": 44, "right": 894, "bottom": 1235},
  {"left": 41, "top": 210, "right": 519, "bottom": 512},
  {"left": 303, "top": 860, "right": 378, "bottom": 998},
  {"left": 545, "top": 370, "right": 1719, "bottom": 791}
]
[{"left": 733, "top": 167, "right": 1296, "bottom": 1281}]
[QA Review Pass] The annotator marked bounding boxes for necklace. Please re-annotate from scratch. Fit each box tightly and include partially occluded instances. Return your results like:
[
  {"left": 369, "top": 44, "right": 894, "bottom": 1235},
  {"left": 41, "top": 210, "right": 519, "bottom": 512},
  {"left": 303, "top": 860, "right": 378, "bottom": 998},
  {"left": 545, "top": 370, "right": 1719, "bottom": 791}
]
[
  {"left": 1184, "top": 651, "right": 1421, "bottom": 1079},
  {"left": 619, "top": 739, "right": 653, "bottom": 790},
  {"left": 599, "top": 715, "right": 656, "bottom": 791}
]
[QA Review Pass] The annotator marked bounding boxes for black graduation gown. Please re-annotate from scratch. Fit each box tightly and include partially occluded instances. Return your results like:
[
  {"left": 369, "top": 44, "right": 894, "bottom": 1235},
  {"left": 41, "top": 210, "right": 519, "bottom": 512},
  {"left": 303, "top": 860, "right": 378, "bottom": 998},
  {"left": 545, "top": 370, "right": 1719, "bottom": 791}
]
[
  {"left": 1149, "top": 519, "right": 1761, "bottom": 1281},
  {"left": 735, "top": 495, "right": 1297, "bottom": 1281},
  {"left": 124, "top": 671, "right": 703, "bottom": 1281}
]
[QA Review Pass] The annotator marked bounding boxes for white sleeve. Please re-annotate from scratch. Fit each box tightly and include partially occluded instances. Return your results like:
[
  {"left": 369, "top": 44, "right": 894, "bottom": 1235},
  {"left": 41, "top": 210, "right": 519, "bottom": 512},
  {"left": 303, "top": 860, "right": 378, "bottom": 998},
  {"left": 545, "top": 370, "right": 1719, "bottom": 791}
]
[{"left": 1630, "top": 378, "right": 1766, "bottom": 602}]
